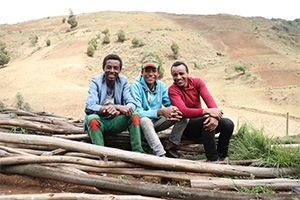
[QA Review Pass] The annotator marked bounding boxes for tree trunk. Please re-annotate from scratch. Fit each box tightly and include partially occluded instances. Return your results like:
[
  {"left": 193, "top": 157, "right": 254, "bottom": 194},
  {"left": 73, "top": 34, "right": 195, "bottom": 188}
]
[
  {"left": 0, "top": 164, "right": 276, "bottom": 200},
  {"left": 0, "top": 118, "right": 83, "bottom": 134},
  {"left": 0, "top": 193, "right": 162, "bottom": 200},
  {"left": 0, "top": 132, "right": 294, "bottom": 178},
  {"left": 191, "top": 178, "right": 300, "bottom": 190}
]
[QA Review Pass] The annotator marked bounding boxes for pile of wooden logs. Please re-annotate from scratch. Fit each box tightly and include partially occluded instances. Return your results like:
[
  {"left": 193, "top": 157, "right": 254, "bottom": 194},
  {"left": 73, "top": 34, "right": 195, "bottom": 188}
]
[{"left": 0, "top": 109, "right": 299, "bottom": 200}]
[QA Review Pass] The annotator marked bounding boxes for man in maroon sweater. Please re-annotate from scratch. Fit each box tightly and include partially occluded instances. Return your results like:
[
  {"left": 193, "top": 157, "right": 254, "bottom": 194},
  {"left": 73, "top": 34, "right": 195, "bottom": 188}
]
[{"left": 169, "top": 61, "right": 234, "bottom": 161}]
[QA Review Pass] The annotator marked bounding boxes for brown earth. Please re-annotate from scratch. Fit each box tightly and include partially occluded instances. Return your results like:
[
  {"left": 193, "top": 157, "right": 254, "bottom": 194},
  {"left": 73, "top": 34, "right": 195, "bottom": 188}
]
[{"left": 0, "top": 11, "right": 300, "bottom": 197}]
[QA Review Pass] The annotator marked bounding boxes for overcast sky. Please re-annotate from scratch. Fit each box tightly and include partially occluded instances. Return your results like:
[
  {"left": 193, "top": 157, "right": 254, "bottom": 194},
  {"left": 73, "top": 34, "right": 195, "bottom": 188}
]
[{"left": 0, "top": 0, "right": 299, "bottom": 24}]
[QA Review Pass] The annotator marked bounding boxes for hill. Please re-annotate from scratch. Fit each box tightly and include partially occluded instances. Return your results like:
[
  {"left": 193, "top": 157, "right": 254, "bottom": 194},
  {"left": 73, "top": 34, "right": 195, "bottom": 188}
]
[{"left": 0, "top": 11, "right": 299, "bottom": 136}]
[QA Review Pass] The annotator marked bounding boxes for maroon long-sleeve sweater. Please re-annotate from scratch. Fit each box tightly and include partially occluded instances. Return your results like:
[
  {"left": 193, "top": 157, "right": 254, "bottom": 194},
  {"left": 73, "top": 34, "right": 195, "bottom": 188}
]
[{"left": 168, "top": 77, "right": 217, "bottom": 118}]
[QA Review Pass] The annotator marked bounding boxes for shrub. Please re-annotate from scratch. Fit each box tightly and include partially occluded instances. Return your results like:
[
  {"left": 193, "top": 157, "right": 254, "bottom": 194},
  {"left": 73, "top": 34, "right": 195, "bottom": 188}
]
[
  {"left": 62, "top": 18, "right": 66, "bottom": 23},
  {"left": 46, "top": 39, "right": 51, "bottom": 46},
  {"left": 117, "top": 29, "right": 126, "bottom": 42},
  {"left": 102, "top": 34, "right": 110, "bottom": 44},
  {"left": 234, "top": 64, "right": 247, "bottom": 74},
  {"left": 171, "top": 42, "right": 179, "bottom": 59},
  {"left": 67, "top": 15, "right": 78, "bottom": 29},
  {"left": 87, "top": 45, "right": 95, "bottom": 57},
  {"left": 102, "top": 28, "right": 109, "bottom": 35},
  {"left": 29, "top": 35, "right": 38, "bottom": 46},
  {"left": 88, "top": 38, "right": 98, "bottom": 49},
  {"left": 193, "top": 62, "right": 202, "bottom": 69},
  {"left": 15, "top": 92, "right": 31, "bottom": 111},
  {"left": 132, "top": 37, "right": 140, "bottom": 46},
  {"left": 0, "top": 41, "right": 10, "bottom": 66}
]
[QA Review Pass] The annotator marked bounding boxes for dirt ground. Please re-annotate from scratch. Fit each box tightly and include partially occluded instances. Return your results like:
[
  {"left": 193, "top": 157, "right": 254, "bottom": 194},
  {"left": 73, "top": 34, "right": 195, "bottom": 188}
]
[{"left": 0, "top": 12, "right": 300, "bottom": 196}]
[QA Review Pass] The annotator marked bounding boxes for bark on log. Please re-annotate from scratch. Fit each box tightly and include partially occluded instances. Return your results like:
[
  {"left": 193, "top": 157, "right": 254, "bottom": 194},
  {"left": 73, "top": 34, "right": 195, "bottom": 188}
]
[
  {"left": 0, "top": 155, "right": 140, "bottom": 168},
  {"left": 0, "top": 164, "right": 278, "bottom": 200},
  {"left": 0, "top": 132, "right": 294, "bottom": 178},
  {"left": 0, "top": 118, "right": 83, "bottom": 134},
  {"left": 19, "top": 116, "right": 76, "bottom": 127},
  {"left": 0, "top": 193, "right": 165, "bottom": 200},
  {"left": 191, "top": 178, "right": 300, "bottom": 190}
]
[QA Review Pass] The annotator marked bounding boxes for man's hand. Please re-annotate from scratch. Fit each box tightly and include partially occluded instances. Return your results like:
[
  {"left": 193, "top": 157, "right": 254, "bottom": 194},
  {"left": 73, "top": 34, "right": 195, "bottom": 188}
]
[
  {"left": 203, "top": 117, "right": 219, "bottom": 132},
  {"left": 158, "top": 106, "right": 182, "bottom": 121},
  {"left": 204, "top": 108, "right": 223, "bottom": 120},
  {"left": 114, "top": 105, "right": 134, "bottom": 116},
  {"left": 103, "top": 105, "right": 120, "bottom": 117}
]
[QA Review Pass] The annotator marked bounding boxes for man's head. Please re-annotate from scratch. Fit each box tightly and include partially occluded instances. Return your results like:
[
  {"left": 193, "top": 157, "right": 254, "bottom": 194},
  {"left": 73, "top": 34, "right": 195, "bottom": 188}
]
[
  {"left": 102, "top": 54, "right": 122, "bottom": 83},
  {"left": 171, "top": 61, "right": 189, "bottom": 88},
  {"left": 141, "top": 56, "right": 160, "bottom": 89}
]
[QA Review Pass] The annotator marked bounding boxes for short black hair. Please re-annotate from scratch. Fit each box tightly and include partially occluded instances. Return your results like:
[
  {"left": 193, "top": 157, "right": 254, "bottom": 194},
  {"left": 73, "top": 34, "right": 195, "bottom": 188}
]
[
  {"left": 102, "top": 54, "right": 123, "bottom": 70},
  {"left": 171, "top": 61, "right": 189, "bottom": 74}
]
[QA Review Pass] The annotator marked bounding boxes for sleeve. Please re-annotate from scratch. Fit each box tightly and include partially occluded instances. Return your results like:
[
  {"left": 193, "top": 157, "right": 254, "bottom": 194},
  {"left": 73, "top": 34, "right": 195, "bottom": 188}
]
[
  {"left": 130, "top": 82, "right": 158, "bottom": 118},
  {"left": 168, "top": 85, "right": 202, "bottom": 118},
  {"left": 122, "top": 78, "right": 137, "bottom": 110},
  {"left": 85, "top": 79, "right": 102, "bottom": 113},
  {"left": 196, "top": 79, "right": 218, "bottom": 109},
  {"left": 161, "top": 82, "right": 172, "bottom": 107}
]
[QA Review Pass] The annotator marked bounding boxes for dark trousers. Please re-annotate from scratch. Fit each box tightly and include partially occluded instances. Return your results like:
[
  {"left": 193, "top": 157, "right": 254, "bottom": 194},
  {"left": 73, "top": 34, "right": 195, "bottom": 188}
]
[{"left": 183, "top": 117, "right": 234, "bottom": 161}]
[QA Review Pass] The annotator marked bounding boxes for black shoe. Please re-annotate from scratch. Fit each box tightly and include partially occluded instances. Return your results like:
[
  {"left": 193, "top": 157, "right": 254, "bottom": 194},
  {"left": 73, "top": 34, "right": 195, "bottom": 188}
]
[{"left": 165, "top": 147, "right": 185, "bottom": 159}]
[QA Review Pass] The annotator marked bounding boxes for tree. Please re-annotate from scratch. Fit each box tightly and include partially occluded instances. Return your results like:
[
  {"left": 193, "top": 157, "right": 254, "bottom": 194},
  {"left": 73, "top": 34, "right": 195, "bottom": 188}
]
[
  {"left": 117, "top": 29, "right": 126, "bottom": 42},
  {"left": 46, "top": 39, "right": 51, "bottom": 46},
  {"left": 171, "top": 42, "right": 179, "bottom": 59},
  {"left": 234, "top": 64, "right": 247, "bottom": 74},
  {"left": 0, "top": 41, "right": 10, "bottom": 66},
  {"left": 102, "top": 34, "right": 110, "bottom": 44},
  {"left": 67, "top": 9, "right": 78, "bottom": 29},
  {"left": 67, "top": 16, "right": 78, "bottom": 29},
  {"left": 88, "top": 38, "right": 98, "bottom": 50},
  {"left": 87, "top": 45, "right": 95, "bottom": 57}
]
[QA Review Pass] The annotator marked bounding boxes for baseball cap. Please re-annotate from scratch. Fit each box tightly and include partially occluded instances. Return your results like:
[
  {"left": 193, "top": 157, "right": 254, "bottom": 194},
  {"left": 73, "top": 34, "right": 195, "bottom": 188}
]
[{"left": 141, "top": 56, "right": 160, "bottom": 69}]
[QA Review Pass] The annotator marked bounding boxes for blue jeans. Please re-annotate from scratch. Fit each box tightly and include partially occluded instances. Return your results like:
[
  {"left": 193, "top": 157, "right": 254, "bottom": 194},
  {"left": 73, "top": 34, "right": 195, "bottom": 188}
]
[{"left": 140, "top": 116, "right": 188, "bottom": 156}]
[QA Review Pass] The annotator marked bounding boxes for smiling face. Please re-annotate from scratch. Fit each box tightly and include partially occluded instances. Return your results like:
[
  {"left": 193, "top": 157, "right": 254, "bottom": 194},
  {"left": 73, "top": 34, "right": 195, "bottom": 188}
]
[
  {"left": 141, "top": 67, "right": 160, "bottom": 90},
  {"left": 103, "top": 59, "right": 121, "bottom": 83},
  {"left": 171, "top": 64, "right": 189, "bottom": 88}
]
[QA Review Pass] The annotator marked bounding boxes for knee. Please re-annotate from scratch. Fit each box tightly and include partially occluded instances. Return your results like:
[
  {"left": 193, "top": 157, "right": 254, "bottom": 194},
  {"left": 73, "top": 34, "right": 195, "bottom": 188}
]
[
  {"left": 221, "top": 118, "right": 234, "bottom": 134},
  {"left": 140, "top": 117, "right": 152, "bottom": 125},
  {"left": 87, "top": 114, "right": 99, "bottom": 122}
]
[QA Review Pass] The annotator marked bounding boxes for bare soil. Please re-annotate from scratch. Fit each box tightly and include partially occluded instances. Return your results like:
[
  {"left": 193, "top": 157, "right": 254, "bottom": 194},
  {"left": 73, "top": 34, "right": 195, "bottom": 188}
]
[{"left": 0, "top": 11, "right": 300, "bottom": 196}]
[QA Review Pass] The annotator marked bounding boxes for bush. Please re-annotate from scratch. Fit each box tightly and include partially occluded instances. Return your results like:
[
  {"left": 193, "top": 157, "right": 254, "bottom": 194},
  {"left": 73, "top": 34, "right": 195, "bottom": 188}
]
[
  {"left": 102, "top": 34, "right": 110, "bottom": 44},
  {"left": 62, "top": 18, "right": 66, "bottom": 23},
  {"left": 87, "top": 45, "right": 95, "bottom": 57},
  {"left": 67, "top": 15, "right": 78, "bottom": 29},
  {"left": 171, "top": 42, "right": 179, "bottom": 59},
  {"left": 0, "top": 41, "right": 10, "bottom": 66},
  {"left": 88, "top": 38, "right": 98, "bottom": 50},
  {"left": 132, "top": 37, "right": 140, "bottom": 46},
  {"left": 15, "top": 92, "right": 31, "bottom": 111},
  {"left": 29, "top": 35, "right": 38, "bottom": 46},
  {"left": 117, "top": 29, "right": 126, "bottom": 42},
  {"left": 234, "top": 64, "right": 247, "bottom": 74},
  {"left": 46, "top": 39, "right": 51, "bottom": 46},
  {"left": 102, "top": 28, "right": 109, "bottom": 35}
]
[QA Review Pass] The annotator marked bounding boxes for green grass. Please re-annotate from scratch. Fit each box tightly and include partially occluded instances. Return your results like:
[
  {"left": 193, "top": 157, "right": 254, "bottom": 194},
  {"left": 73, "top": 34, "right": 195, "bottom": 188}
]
[{"left": 228, "top": 123, "right": 300, "bottom": 178}]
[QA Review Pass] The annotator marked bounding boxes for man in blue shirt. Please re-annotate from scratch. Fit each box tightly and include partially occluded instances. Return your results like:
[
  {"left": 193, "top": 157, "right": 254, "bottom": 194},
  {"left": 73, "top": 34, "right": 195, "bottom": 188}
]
[
  {"left": 84, "top": 54, "right": 143, "bottom": 153},
  {"left": 130, "top": 56, "right": 187, "bottom": 157}
]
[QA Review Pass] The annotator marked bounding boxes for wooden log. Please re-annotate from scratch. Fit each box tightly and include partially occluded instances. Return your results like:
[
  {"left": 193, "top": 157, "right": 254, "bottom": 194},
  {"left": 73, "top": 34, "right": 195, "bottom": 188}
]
[
  {"left": 0, "top": 132, "right": 294, "bottom": 178},
  {"left": 19, "top": 116, "right": 76, "bottom": 127},
  {"left": 0, "top": 193, "right": 164, "bottom": 200},
  {"left": 0, "top": 164, "right": 272, "bottom": 200},
  {"left": 191, "top": 178, "right": 300, "bottom": 190},
  {"left": 58, "top": 164, "right": 218, "bottom": 181},
  {"left": 0, "top": 118, "right": 83, "bottom": 134},
  {"left": 0, "top": 145, "right": 35, "bottom": 156},
  {"left": 0, "top": 155, "right": 140, "bottom": 168}
]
